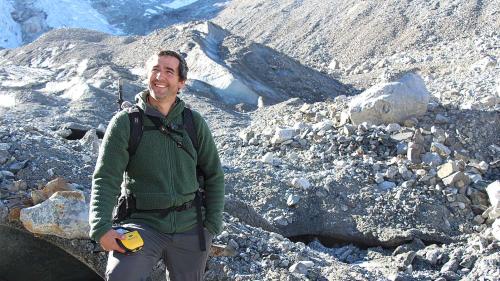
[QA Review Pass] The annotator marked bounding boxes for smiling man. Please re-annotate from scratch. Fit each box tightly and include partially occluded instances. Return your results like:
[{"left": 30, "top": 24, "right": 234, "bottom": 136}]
[{"left": 89, "top": 50, "right": 225, "bottom": 281}]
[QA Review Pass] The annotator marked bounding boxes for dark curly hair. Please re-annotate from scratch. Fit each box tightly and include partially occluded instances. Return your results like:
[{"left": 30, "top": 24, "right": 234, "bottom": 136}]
[{"left": 156, "top": 50, "right": 188, "bottom": 81}]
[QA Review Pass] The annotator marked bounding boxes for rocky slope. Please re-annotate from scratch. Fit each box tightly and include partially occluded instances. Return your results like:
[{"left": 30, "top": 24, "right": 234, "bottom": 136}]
[{"left": 214, "top": 0, "right": 500, "bottom": 74}]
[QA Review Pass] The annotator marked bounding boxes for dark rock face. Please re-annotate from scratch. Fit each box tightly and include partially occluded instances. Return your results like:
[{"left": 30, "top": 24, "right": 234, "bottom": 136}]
[{"left": 0, "top": 225, "right": 101, "bottom": 281}]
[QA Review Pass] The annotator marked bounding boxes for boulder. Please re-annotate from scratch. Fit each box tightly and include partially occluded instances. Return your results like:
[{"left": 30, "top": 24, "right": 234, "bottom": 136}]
[
  {"left": 486, "top": 181, "right": 500, "bottom": 219},
  {"left": 349, "top": 73, "right": 430, "bottom": 125},
  {"left": 486, "top": 180, "right": 500, "bottom": 208},
  {"left": 20, "top": 191, "right": 90, "bottom": 239}
]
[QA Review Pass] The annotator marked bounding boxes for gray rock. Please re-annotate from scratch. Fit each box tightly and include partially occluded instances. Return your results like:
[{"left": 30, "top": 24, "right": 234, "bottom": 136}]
[
  {"left": 392, "top": 239, "right": 425, "bottom": 255},
  {"left": 422, "top": 152, "right": 443, "bottom": 166},
  {"left": 469, "top": 161, "right": 489, "bottom": 174},
  {"left": 312, "top": 120, "right": 333, "bottom": 131},
  {"left": 460, "top": 255, "right": 478, "bottom": 269},
  {"left": 1, "top": 170, "right": 15, "bottom": 180},
  {"left": 79, "top": 129, "right": 101, "bottom": 155},
  {"left": 435, "top": 114, "right": 449, "bottom": 124},
  {"left": 239, "top": 130, "right": 254, "bottom": 142},
  {"left": 272, "top": 127, "right": 296, "bottom": 144},
  {"left": 424, "top": 248, "right": 443, "bottom": 265},
  {"left": 431, "top": 142, "right": 451, "bottom": 157},
  {"left": 385, "top": 123, "right": 401, "bottom": 133},
  {"left": 379, "top": 181, "right": 396, "bottom": 190},
  {"left": 8, "top": 160, "right": 29, "bottom": 174},
  {"left": 287, "top": 194, "right": 300, "bottom": 207},
  {"left": 385, "top": 166, "right": 399, "bottom": 179},
  {"left": 291, "top": 177, "right": 311, "bottom": 190},
  {"left": 396, "top": 142, "right": 408, "bottom": 155},
  {"left": 395, "top": 251, "right": 417, "bottom": 268},
  {"left": 288, "top": 260, "right": 314, "bottom": 274},
  {"left": 261, "top": 152, "right": 276, "bottom": 165},
  {"left": 375, "top": 172, "right": 385, "bottom": 183},
  {"left": 440, "top": 258, "right": 459, "bottom": 273}
]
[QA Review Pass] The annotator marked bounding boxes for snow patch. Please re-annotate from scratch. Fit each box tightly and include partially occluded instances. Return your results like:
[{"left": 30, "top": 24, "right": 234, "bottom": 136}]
[
  {"left": 130, "top": 67, "right": 146, "bottom": 77},
  {"left": 33, "top": 0, "right": 122, "bottom": 35}
]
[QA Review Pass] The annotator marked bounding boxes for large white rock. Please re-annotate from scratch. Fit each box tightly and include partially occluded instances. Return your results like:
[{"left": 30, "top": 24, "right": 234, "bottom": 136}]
[
  {"left": 486, "top": 180, "right": 500, "bottom": 210},
  {"left": 20, "top": 191, "right": 90, "bottom": 239},
  {"left": 349, "top": 73, "right": 430, "bottom": 125}
]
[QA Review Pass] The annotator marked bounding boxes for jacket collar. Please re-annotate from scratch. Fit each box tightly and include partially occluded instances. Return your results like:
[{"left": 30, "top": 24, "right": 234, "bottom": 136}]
[{"left": 135, "top": 90, "right": 185, "bottom": 122}]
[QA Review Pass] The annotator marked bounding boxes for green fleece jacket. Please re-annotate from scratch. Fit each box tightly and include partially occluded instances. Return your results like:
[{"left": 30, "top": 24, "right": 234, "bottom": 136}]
[{"left": 89, "top": 91, "right": 225, "bottom": 242}]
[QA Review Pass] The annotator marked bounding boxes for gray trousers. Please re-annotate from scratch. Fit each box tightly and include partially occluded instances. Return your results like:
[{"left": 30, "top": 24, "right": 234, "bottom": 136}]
[{"left": 105, "top": 223, "right": 213, "bottom": 281}]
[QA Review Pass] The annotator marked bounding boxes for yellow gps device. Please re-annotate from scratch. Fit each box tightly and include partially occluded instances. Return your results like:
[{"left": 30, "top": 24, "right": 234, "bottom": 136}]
[{"left": 114, "top": 227, "right": 144, "bottom": 254}]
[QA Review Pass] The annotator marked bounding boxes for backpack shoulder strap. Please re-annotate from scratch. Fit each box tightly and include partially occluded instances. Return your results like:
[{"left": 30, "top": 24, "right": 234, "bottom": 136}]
[
  {"left": 182, "top": 107, "right": 208, "bottom": 251},
  {"left": 125, "top": 105, "right": 144, "bottom": 158},
  {"left": 182, "top": 107, "right": 199, "bottom": 151}
]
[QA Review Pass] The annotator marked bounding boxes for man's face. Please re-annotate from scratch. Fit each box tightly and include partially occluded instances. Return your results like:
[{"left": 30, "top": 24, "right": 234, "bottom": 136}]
[{"left": 147, "top": 55, "right": 185, "bottom": 101}]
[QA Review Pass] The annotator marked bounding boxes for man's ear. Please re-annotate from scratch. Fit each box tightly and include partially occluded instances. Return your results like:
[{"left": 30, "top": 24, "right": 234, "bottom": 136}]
[{"left": 178, "top": 79, "right": 186, "bottom": 89}]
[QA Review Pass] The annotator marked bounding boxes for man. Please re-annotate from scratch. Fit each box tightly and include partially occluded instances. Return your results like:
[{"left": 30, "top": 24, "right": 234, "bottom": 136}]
[{"left": 89, "top": 50, "right": 225, "bottom": 281}]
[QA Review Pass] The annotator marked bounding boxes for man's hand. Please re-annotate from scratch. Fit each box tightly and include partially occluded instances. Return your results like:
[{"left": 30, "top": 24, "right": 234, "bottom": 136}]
[{"left": 99, "top": 229, "right": 126, "bottom": 253}]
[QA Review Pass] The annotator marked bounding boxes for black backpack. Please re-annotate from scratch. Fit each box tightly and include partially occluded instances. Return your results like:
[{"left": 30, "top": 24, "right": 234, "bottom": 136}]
[{"left": 125, "top": 105, "right": 199, "bottom": 159}]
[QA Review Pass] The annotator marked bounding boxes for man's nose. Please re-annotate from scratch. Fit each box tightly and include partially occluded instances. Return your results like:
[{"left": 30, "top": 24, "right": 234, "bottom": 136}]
[{"left": 155, "top": 71, "right": 162, "bottom": 80}]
